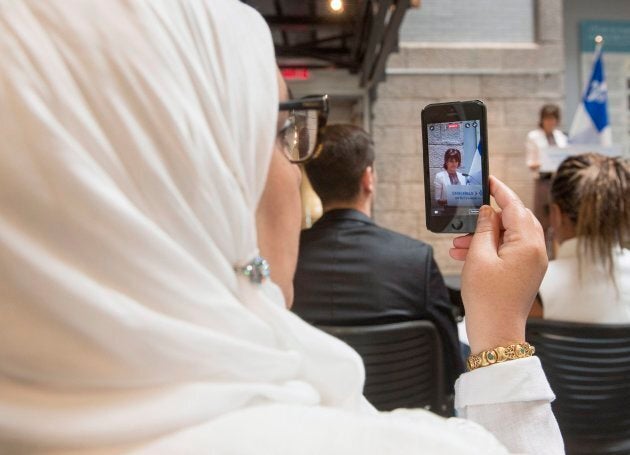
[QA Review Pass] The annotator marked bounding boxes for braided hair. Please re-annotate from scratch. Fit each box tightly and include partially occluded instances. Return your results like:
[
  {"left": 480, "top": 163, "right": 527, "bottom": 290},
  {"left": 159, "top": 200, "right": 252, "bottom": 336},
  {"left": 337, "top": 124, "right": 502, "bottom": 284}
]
[{"left": 551, "top": 153, "right": 630, "bottom": 284}]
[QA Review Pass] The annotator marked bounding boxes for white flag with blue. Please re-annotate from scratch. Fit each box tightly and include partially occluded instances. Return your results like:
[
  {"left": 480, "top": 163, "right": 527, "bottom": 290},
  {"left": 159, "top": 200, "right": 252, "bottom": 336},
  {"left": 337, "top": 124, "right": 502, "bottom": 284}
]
[
  {"left": 467, "top": 136, "right": 483, "bottom": 185},
  {"left": 568, "top": 42, "right": 612, "bottom": 146}
]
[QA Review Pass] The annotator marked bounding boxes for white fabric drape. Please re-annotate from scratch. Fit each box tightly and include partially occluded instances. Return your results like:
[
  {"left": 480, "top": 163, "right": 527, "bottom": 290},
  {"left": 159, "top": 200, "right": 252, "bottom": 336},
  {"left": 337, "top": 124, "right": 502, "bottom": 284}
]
[
  {"left": 0, "top": 1, "right": 365, "bottom": 450},
  {"left": 0, "top": 1, "right": 562, "bottom": 453}
]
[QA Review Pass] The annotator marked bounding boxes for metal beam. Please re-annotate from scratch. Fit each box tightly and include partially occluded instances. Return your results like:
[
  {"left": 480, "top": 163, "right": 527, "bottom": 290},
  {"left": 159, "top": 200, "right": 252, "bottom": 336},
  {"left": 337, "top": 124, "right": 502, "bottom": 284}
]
[
  {"left": 288, "top": 33, "right": 354, "bottom": 49},
  {"left": 351, "top": 0, "right": 371, "bottom": 61},
  {"left": 363, "top": 0, "right": 410, "bottom": 88},
  {"left": 276, "top": 49, "right": 355, "bottom": 69},
  {"left": 309, "top": 0, "right": 318, "bottom": 45},
  {"left": 276, "top": 46, "right": 352, "bottom": 56},
  {"left": 273, "top": 0, "right": 289, "bottom": 48},
  {"left": 359, "top": 0, "right": 390, "bottom": 87},
  {"left": 263, "top": 16, "right": 354, "bottom": 28}
]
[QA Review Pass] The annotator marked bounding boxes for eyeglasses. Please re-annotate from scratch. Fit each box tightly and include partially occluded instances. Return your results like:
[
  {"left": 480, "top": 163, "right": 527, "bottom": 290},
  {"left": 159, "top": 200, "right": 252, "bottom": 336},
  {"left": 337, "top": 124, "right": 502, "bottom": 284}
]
[{"left": 278, "top": 94, "right": 329, "bottom": 164}]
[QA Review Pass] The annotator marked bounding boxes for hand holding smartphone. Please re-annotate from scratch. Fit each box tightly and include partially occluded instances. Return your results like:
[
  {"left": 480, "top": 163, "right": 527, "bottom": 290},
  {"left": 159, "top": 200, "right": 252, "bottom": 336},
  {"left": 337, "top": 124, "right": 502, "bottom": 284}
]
[{"left": 421, "top": 100, "right": 490, "bottom": 233}]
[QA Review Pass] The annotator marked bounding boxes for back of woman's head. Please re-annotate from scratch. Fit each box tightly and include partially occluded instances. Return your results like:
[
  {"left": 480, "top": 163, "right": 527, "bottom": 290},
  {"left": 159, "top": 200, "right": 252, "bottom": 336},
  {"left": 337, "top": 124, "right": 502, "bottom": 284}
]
[{"left": 551, "top": 153, "right": 630, "bottom": 276}]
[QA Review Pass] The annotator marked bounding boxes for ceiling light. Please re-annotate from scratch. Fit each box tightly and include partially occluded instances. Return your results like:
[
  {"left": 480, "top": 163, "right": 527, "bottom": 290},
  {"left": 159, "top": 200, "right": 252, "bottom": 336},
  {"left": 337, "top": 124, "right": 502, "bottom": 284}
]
[{"left": 329, "top": 0, "right": 344, "bottom": 13}]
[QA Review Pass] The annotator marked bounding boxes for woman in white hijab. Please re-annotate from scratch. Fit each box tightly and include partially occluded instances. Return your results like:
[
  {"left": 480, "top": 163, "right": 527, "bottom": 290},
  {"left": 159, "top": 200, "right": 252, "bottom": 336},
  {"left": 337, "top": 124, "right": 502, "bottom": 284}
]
[{"left": 0, "top": 0, "right": 562, "bottom": 453}]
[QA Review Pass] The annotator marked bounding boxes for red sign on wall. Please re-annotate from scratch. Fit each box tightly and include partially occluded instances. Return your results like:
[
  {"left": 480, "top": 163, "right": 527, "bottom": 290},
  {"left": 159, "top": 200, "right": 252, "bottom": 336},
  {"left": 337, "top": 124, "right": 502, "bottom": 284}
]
[{"left": 281, "top": 68, "right": 310, "bottom": 81}]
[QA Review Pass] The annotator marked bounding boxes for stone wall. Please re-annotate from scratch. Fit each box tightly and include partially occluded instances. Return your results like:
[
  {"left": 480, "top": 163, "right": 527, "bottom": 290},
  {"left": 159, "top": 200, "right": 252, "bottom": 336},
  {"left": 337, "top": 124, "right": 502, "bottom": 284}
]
[{"left": 371, "top": 0, "right": 565, "bottom": 275}]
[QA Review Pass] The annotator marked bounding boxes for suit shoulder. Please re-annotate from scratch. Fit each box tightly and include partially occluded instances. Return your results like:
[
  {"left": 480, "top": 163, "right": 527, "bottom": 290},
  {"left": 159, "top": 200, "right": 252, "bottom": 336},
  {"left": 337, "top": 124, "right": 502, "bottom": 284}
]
[
  {"left": 298, "top": 223, "right": 337, "bottom": 248},
  {"left": 373, "top": 225, "right": 432, "bottom": 253},
  {"left": 299, "top": 225, "right": 321, "bottom": 243}
]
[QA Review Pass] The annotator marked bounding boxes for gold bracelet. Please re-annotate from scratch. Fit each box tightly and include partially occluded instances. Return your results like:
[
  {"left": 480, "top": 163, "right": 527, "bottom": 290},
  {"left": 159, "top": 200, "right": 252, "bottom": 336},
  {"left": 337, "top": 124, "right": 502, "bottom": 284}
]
[{"left": 466, "top": 342, "right": 535, "bottom": 371}]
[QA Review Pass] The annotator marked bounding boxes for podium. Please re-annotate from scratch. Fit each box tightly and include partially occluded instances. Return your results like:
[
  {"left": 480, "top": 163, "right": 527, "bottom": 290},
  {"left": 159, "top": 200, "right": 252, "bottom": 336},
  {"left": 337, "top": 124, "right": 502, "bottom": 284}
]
[
  {"left": 445, "top": 184, "right": 483, "bottom": 207},
  {"left": 539, "top": 144, "right": 623, "bottom": 173}
]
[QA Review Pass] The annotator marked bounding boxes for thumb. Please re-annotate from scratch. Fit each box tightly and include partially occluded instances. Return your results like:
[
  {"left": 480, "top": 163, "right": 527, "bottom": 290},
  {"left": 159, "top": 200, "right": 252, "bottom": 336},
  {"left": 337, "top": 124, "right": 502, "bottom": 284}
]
[{"left": 468, "top": 205, "right": 501, "bottom": 259}]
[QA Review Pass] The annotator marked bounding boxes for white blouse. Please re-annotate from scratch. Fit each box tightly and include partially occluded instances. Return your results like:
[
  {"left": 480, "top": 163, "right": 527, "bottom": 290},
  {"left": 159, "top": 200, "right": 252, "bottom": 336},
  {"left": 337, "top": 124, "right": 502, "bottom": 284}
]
[
  {"left": 434, "top": 170, "right": 468, "bottom": 201},
  {"left": 525, "top": 128, "right": 568, "bottom": 175},
  {"left": 540, "top": 238, "right": 630, "bottom": 323}
]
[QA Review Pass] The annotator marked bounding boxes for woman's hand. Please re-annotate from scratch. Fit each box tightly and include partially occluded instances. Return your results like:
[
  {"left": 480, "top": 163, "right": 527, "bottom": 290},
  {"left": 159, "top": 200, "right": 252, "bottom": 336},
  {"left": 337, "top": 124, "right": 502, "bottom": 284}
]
[{"left": 450, "top": 176, "right": 547, "bottom": 354}]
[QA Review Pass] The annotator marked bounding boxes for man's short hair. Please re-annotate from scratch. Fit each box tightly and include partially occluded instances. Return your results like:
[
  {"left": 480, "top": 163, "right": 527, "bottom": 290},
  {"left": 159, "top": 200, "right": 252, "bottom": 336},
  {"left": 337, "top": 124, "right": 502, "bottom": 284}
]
[
  {"left": 442, "top": 148, "right": 461, "bottom": 170},
  {"left": 305, "top": 124, "right": 374, "bottom": 205}
]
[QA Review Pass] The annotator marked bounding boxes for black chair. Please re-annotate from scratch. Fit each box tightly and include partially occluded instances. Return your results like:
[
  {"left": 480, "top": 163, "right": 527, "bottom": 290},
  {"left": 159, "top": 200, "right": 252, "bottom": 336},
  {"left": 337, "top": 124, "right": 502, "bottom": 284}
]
[
  {"left": 526, "top": 319, "right": 630, "bottom": 455},
  {"left": 318, "top": 320, "right": 449, "bottom": 415}
]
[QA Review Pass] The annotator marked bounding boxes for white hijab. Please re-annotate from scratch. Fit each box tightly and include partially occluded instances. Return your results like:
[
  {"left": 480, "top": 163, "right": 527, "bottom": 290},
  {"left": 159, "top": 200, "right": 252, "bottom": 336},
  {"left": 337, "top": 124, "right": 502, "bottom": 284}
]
[{"left": 0, "top": 0, "right": 366, "bottom": 451}]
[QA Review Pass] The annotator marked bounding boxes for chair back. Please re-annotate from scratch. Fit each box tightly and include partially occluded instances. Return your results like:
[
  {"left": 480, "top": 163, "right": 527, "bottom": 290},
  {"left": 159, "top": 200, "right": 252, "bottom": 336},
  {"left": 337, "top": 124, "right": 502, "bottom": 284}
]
[
  {"left": 318, "top": 320, "right": 447, "bottom": 414},
  {"left": 526, "top": 319, "right": 630, "bottom": 455}
]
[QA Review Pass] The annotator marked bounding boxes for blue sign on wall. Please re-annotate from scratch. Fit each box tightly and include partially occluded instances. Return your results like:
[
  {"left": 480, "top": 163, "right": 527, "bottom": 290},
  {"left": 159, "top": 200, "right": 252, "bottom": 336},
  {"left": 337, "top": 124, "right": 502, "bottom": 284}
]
[{"left": 581, "top": 21, "right": 630, "bottom": 53}]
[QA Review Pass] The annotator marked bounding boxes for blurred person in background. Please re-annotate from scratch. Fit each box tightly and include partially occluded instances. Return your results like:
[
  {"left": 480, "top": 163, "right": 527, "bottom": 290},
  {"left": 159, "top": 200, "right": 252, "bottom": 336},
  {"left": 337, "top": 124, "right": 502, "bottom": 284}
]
[
  {"left": 530, "top": 153, "right": 630, "bottom": 322},
  {"left": 525, "top": 105, "right": 568, "bottom": 174},
  {"left": 525, "top": 105, "right": 568, "bottom": 252}
]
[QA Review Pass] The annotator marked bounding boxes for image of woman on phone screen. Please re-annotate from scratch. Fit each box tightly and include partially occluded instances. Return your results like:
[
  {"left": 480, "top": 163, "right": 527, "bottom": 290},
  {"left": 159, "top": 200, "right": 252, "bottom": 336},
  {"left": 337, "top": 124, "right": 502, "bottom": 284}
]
[{"left": 434, "top": 148, "right": 467, "bottom": 206}]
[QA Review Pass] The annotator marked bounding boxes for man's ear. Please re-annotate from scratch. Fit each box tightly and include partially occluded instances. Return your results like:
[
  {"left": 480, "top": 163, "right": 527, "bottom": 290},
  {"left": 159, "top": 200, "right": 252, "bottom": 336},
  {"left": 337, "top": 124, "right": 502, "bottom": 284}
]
[{"left": 361, "top": 166, "right": 375, "bottom": 194}]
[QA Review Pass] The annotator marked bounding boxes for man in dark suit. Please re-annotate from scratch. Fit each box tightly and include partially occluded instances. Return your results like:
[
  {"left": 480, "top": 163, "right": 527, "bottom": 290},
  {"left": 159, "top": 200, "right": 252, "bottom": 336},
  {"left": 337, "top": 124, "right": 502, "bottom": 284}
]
[{"left": 292, "top": 124, "right": 464, "bottom": 391}]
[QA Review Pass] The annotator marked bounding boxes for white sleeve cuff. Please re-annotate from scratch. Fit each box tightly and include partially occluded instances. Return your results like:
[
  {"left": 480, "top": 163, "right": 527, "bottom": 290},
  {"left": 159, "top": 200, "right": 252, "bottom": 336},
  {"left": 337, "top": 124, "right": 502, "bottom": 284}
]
[{"left": 455, "top": 356, "right": 555, "bottom": 409}]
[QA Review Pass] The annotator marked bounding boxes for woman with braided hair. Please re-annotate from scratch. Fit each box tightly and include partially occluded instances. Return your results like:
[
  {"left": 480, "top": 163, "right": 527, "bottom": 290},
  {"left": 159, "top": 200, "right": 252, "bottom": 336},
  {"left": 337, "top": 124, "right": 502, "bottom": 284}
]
[{"left": 534, "top": 153, "right": 630, "bottom": 322}]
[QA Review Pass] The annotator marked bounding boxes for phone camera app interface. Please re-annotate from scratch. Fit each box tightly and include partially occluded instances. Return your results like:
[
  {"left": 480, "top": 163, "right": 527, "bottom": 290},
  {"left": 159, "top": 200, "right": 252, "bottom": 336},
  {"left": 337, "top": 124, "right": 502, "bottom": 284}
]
[{"left": 427, "top": 121, "right": 483, "bottom": 216}]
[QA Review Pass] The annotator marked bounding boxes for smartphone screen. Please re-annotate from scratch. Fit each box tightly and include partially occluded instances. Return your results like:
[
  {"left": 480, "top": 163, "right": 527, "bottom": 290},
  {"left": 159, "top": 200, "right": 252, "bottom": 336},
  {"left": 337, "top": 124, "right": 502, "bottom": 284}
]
[{"left": 421, "top": 101, "right": 489, "bottom": 233}]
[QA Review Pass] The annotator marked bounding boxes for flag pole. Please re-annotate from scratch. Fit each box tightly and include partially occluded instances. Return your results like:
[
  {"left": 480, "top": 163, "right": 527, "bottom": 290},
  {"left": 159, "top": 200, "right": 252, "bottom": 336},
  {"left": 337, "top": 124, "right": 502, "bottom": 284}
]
[
  {"left": 594, "top": 35, "right": 603, "bottom": 57},
  {"left": 568, "top": 33, "right": 611, "bottom": 146}
]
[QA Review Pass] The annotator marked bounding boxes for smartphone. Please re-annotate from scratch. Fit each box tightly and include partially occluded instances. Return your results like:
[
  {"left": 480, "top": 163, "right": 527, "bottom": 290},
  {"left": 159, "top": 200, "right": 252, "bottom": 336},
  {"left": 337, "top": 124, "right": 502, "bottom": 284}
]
[{"left": 421, "top": 100, "right": 489, "bottom": 233}]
